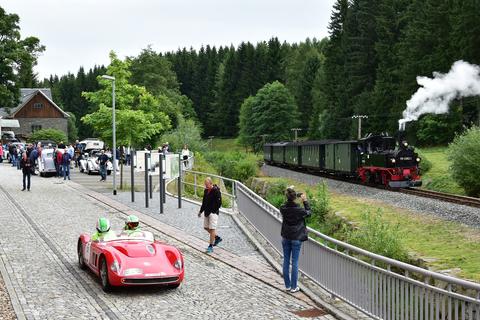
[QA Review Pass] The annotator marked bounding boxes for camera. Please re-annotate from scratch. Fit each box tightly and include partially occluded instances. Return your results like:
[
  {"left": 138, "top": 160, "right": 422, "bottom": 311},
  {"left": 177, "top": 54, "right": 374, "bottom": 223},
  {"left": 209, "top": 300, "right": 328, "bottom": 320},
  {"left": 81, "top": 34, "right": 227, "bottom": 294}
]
[{"left": 296, "top": 192, "right": 303, "bottom": 198}]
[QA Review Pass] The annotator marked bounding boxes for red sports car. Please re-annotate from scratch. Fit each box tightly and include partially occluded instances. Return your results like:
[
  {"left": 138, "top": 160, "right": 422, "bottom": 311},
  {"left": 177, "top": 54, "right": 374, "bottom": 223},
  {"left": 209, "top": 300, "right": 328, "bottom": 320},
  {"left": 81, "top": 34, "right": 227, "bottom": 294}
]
[{"left": 77, "top": 231, "right": 184, "bottom": 292}]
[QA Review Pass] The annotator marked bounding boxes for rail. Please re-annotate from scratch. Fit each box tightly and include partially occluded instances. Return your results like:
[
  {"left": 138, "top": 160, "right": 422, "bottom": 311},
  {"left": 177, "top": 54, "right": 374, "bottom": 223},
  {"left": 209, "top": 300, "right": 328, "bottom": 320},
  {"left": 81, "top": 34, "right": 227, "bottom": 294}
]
[
  {"left": 400, "top": 188, "right": 480, "bottom": 208},
  {"left": 180, "top": 169, "right": 237, "bottom": 211}
]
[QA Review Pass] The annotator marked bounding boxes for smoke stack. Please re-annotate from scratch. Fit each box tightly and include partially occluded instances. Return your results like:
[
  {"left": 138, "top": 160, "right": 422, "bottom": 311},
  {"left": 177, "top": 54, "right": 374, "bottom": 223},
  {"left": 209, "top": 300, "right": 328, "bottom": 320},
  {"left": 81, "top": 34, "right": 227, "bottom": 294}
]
[{"left": 398, "top": 60, "right": 480, "bottom": 129}]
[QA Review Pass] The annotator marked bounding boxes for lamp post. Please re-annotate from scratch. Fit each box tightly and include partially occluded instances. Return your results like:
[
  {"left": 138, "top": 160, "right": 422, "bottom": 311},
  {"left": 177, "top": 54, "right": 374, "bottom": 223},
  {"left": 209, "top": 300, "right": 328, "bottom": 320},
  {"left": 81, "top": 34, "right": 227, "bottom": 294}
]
[
  {"left": 102, "top": 75, "right": 117, "bottom": 195},
  {"left": 291, "top": 128, "right": 302, "bottom": 141}
]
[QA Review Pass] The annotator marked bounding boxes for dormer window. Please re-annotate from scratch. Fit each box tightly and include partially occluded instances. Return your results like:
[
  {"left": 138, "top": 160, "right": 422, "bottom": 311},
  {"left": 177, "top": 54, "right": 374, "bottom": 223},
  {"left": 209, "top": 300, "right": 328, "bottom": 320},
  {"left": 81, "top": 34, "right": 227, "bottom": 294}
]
[{"left": 33, "top": 102, "right": 43, "bottom": 109}]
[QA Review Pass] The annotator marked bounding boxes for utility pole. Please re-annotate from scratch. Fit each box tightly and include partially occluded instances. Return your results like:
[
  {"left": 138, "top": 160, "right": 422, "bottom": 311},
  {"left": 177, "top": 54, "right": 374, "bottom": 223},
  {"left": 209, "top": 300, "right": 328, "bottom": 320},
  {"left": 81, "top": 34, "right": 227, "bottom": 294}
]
[
  {"left": 260, "top": 134, "right": 269, "bottom": 145},
  {"left": 291, "top": 128, "right": 302, "bottom": 141},
  {"left": 352, "top": 115, "right": 368, "bottom": 139},
  {"left": 208, "top": 136, "right": 214, "bottom": 149}
]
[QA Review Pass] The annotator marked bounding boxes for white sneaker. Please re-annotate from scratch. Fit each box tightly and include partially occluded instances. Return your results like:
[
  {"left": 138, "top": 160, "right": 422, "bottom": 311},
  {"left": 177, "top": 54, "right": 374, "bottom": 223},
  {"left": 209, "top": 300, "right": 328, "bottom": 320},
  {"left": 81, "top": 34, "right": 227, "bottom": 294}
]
[
  {"left": 290, "top": 287, "right": 300, "bottom": 293},
  {"left": 285, "top": 287, "right": 291, "bottom": 292}
]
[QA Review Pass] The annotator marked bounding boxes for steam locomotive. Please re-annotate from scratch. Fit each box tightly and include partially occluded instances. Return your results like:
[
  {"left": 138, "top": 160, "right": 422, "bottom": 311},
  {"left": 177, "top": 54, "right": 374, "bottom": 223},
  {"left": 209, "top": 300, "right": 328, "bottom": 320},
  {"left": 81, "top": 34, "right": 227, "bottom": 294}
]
[{"left": 264, "top": 133, "right": 422, "bottom": 188}]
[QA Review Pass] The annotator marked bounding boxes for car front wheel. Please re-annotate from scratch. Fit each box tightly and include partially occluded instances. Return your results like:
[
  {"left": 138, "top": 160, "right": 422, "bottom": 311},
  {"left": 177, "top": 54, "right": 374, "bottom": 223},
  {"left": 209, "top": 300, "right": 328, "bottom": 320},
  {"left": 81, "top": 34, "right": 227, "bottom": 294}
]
[{"left": 99, "top": 257, "right": 111, "bottom": 292}]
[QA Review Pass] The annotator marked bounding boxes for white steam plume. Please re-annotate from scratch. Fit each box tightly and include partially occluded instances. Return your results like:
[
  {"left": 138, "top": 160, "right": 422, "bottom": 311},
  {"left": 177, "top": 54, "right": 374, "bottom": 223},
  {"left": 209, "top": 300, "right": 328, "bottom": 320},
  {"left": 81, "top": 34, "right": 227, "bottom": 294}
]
[{"left": 399, "top": 60, "right": 480, "bottom": 130}]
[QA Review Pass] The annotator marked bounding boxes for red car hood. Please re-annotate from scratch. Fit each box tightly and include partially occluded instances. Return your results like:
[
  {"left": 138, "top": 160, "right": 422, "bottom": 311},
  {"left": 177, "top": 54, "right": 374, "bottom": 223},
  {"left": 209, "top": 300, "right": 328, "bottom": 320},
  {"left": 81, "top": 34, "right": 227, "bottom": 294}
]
[{"left": 109, "top": 241, "right": 156, "bottom": 258}]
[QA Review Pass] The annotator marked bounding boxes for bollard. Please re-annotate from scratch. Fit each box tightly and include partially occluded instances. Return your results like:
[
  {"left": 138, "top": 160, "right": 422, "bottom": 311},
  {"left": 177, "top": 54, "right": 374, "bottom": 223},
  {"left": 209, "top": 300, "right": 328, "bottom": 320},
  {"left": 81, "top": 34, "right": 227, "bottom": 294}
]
[
  {"left": 149, "top": 175, "right": 153, "bottom": 199},
  {"left": 145, "top": 153, "right": 149, "bottom": 208},
  {"left": 130, "top": 149, "right": 134, "bottom": 202},
  {"left": 177, "top": 154, "right": 182, "bottom": 208},
  {"left": 159, "top": 154, "right": 164, "bottom": 214}
]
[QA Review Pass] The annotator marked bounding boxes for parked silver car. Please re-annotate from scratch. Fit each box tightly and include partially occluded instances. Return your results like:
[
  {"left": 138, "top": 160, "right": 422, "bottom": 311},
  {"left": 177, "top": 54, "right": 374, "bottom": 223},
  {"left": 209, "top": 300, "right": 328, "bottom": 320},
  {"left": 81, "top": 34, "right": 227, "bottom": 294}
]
[{"left": 37, "top": 148, "right": 58, "bottom": 177}]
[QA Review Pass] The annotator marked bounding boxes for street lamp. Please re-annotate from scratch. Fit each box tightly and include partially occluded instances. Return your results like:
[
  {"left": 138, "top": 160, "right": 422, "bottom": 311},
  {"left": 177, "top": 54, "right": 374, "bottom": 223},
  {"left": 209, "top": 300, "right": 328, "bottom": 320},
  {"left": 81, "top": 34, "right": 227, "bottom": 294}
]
[{"left": 102, "top": 75, "right": 117, "bottom": 195}]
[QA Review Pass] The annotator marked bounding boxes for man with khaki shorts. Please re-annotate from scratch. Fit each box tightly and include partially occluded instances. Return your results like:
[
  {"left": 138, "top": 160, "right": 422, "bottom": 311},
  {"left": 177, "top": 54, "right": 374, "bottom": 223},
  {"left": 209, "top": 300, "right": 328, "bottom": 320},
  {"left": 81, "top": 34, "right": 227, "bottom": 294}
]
[{"left": 198, "top": 177, "right": 222, "bottom": 253}]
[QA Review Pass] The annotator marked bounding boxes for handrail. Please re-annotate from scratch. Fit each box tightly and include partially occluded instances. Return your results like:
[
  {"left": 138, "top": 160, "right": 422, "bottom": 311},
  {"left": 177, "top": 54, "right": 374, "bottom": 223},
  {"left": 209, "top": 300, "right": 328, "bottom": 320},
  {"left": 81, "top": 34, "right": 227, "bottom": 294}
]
[{"left": 185, "top": 169, "right": 237, "bottom": 184}]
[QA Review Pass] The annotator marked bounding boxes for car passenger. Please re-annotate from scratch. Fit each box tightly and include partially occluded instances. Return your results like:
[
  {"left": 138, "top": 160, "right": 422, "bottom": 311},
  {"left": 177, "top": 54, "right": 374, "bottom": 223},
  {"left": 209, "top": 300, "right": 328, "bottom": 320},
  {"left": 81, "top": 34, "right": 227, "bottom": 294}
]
[
  {"left": 121, "top": 215, "right": 142, "bottom": 236},
  {"left": 91, "top": 217, "right": 116, "bottom": 241}
]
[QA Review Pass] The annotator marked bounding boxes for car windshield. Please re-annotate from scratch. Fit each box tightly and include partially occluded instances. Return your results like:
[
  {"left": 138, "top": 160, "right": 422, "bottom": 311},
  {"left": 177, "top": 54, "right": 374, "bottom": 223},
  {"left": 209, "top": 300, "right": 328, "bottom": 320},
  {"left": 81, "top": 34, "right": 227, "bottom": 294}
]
[{"left": 101, "top": 231, "right": 154, "bottom": 243}]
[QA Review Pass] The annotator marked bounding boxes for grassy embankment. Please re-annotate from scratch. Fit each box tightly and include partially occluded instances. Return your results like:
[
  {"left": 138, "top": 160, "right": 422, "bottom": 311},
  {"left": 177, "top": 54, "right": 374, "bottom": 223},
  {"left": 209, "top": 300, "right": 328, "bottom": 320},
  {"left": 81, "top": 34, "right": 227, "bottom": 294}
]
[{"left": 417, "top": 146, "right": 465, "bottom": 195}]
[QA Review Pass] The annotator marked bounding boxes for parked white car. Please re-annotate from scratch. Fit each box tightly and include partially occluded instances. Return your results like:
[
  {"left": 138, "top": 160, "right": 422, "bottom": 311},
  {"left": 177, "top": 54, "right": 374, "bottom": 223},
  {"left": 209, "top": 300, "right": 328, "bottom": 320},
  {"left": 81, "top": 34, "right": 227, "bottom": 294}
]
[
  {"left": 79, "top": 149, "right": 112, "bottom": 175},
  {"left": 37, "top": 148, "right": 57, "bottom": 177}
]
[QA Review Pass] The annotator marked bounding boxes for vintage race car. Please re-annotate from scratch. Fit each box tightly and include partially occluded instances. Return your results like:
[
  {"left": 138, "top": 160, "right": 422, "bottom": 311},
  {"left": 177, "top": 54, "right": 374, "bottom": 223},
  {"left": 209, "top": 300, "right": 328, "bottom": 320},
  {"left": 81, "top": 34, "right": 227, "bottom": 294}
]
[
  {"left": 77, "top": 230, "right": 184, "bottom": 292},
  {"left": 79, "top": 149, "right": 113, "bottom": 175}
]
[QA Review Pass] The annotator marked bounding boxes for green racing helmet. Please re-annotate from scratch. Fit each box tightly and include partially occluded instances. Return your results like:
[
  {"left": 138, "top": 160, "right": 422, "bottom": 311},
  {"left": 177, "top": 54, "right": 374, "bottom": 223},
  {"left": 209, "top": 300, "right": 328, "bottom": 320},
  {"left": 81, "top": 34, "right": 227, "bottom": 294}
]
[
  {"left": 125, "top": 215, "right": 139, "bottom": 230},
  {"left": 96, "top": 217, "right": 111, "bottom": 233}
]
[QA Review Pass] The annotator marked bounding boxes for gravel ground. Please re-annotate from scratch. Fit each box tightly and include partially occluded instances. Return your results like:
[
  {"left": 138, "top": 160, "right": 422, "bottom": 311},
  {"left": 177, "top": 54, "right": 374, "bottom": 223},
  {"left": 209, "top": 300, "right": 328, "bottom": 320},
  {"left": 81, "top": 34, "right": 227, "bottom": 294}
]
[
  {"left": 0, "top": 274, "right": 16, "bottom": 320},
  {"left": 262, "top": 165, "right": 480, "bottom": 229}
]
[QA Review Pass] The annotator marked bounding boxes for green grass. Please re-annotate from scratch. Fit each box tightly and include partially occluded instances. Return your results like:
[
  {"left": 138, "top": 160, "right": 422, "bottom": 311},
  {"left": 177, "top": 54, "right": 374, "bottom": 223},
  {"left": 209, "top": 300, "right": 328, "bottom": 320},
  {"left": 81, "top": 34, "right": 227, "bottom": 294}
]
[
  {"left": 418, "top": 146, "right": 465, "bottom": 195},
  {"left": 206, "top": 138, "right": 247, "bottom": 152},
  {"left": 253, "top": 176, "right": 480, "bottom": 282}
]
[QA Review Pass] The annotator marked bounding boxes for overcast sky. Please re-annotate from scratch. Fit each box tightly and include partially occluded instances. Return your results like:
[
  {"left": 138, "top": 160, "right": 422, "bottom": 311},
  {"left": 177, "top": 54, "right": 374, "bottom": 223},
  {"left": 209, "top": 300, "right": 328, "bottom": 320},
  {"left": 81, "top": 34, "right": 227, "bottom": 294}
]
[{"left": 3, "top": 0, "right": 335, "bottom": 80}]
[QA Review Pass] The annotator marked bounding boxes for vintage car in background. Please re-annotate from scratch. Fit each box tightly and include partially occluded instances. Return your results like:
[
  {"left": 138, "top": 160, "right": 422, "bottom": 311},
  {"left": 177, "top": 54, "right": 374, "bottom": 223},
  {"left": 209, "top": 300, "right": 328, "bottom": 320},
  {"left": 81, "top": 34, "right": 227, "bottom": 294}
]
[
  {"left": 37, "top": 148, "right": 58, "bottom": 177},
  {"left": 2, "top": 142, "right": 26, "bottom": 162},
  {"left": 77, "top": 230, "right": 184, "bottom": 292},
  {"left": 79, "top": 149, "right": 113, "bottom": 175},
  {"left": 79, "top": 138, "right": 104, "bottom": 153}
]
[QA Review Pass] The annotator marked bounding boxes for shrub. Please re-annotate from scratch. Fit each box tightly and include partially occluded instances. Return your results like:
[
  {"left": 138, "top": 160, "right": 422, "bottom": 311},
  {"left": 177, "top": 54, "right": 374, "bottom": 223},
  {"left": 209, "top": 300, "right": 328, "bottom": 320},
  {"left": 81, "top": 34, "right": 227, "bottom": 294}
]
[
  {"left": 447, "top": 126, "right": 480, "bottom": 197},
  {"left": 29, "top": 128, "right": 67, "bottom": 144},
  {"left": 415, "top": 149, "right": 432, "bottom": 174},
  {"left": 347, "top": 209, "right": 408, "bottom": 261},
  {"left": 266, "top": 193, "right": 285, "bottom": 208},
  {"left": 204, "top": 151, "right": 260, "bottom": 182},
  {"left": 160, "top": 116, "right": 206, "bottom": 153},
  {"left": 306, "top": 182, "right": 330, "bottom": 223}
]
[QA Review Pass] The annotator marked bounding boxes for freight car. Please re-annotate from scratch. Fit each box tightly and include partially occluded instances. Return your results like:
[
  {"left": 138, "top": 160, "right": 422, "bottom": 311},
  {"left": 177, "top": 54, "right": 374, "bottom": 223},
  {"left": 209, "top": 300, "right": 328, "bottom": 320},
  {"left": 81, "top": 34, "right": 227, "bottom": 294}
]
[{"left": 264, "top": 133, "right": 422, "bottom": 188}]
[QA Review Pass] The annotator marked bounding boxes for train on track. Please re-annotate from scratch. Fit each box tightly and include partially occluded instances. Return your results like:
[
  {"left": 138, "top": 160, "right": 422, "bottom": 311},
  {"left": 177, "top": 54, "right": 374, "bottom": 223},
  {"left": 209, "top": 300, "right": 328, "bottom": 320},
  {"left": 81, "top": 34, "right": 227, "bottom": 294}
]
[{"left": 264, "top": 133, "right": 422, "bottom": 188}]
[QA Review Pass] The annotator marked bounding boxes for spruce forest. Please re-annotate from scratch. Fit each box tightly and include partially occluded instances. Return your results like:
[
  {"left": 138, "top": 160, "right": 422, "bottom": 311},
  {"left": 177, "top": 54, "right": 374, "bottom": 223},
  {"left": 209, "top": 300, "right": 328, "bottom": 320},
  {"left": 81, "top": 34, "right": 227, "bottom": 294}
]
[{"left": 39, "top": 0, "right": 480, "bottom": 146}]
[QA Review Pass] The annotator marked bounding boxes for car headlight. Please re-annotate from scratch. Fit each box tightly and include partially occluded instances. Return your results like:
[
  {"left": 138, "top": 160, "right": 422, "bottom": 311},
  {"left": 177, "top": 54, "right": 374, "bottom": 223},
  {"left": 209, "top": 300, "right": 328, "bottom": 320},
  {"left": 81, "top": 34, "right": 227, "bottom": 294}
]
[
  {"left": 390, "top": 158, "right": 396, "bottom": 163},
  {"left": 416, "top": 157, "right": 421, "bottom": 162},
  {"left": 174, "top": 259, "right": 183, "bottom": 270},
  {"left": 110, "top": 260, "right": 120, "bottom": 273}
]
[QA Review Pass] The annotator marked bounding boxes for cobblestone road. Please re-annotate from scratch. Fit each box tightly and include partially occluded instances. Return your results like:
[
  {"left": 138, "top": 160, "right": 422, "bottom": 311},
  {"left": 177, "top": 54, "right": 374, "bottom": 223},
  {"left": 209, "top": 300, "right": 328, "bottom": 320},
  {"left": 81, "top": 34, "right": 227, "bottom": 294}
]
[{"left": 0, "top": 164, "right": 333, "bottom": 320}]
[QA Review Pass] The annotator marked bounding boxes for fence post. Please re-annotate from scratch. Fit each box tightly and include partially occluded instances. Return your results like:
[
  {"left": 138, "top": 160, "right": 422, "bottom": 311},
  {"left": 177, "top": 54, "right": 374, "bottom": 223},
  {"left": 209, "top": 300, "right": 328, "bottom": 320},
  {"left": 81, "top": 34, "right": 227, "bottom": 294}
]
[
  {"left": 144, "top": 153, "right": 149, "bottom": 208},
  {"left": 178, "top": 154, "right": 182, "bottom": 208},
  {"left": 232, "top": 181, "right": 236, "bottom": 212},
  {"left": 130, "top": 149, "right": 134, "bottom": 202},
  {"left": 194, "top": 173, "right": 197, "bottom": 197},
  {"left": 159, "top": 154, "right": 164, "bottom": 214}
]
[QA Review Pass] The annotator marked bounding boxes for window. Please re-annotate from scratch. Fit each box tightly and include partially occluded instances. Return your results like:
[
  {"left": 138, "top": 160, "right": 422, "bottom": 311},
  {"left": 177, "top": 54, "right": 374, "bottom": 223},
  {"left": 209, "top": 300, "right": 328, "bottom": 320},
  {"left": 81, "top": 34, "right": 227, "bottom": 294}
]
[
  {"left": 31, "top": 125, "right": 42, "bottom": 132},
  {"left": 33, "top": 103, "right": 43, "bottom": 109}
]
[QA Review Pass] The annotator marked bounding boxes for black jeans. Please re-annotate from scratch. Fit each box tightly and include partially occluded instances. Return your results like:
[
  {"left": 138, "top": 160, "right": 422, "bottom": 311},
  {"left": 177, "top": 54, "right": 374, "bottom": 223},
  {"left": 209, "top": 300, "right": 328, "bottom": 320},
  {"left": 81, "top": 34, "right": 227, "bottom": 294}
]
[{"left": 23, "top": 171, "right": 31, "bottom": 190}]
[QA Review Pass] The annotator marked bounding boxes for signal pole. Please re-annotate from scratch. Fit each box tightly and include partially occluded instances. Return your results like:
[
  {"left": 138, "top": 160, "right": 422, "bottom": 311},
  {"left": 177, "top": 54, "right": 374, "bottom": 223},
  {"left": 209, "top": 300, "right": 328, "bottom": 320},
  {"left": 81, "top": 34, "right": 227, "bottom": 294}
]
[
  {"left": 352, "top": 115, "right": 368, "bottom": 139},
  {"left": 291, "top": 128, "right": 302, "bottom": 141}
]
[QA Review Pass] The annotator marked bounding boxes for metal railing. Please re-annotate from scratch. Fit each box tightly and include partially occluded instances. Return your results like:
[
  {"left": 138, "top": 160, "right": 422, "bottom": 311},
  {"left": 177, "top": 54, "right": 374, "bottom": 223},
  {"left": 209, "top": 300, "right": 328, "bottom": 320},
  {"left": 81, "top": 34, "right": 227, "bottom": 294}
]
[
  {"left": 181, "top": 169, "right": 237, "bottom": 211},
  {"left": 235, "top": 182, "right": 480, "bottom": 320}
]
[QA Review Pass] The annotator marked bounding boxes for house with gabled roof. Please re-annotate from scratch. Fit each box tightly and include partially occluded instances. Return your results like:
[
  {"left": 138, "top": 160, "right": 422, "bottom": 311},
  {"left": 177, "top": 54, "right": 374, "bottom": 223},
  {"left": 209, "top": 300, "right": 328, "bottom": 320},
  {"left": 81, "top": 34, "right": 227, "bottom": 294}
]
[{"left": 0, "top": 88, "right": 69, "bottom": 140}]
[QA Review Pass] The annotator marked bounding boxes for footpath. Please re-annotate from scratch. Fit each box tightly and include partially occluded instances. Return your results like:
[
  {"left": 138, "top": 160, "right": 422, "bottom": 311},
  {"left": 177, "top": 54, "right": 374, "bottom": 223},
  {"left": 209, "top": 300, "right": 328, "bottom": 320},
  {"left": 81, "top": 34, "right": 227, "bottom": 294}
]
[{"left": 0, "top": 164, "right": 334, "bottom": 320}]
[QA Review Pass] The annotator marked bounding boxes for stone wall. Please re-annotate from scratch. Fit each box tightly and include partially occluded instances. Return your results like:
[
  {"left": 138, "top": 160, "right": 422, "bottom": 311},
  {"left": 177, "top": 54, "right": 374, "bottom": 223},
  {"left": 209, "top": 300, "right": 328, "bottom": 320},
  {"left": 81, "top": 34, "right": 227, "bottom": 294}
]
[{"left": 12, "top": 118, "right": 68, "bottom": 139}]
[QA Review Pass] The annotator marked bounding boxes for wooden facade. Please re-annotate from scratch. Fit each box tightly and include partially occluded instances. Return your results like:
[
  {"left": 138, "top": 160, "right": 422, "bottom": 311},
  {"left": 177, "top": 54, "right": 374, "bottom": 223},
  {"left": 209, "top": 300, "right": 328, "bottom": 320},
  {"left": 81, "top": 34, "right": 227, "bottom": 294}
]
[{"left": 14, "top": 92, "right": 64, "bottom": 118}]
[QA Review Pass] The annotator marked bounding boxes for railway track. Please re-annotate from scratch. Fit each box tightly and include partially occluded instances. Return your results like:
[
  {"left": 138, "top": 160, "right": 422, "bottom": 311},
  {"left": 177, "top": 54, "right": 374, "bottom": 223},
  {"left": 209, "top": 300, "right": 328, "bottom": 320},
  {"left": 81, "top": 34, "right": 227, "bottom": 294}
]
[
  {"left": 399, "top": 188, "right": 480, "bottom": 208},
  {"left": 264, "top": 164, "right": 480, "bottom": 209}
]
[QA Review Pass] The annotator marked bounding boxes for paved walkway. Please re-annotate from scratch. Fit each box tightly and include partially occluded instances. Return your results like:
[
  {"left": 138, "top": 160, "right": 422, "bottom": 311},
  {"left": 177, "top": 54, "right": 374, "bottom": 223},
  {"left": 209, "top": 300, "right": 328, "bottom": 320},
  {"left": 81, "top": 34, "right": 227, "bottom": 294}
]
[{"left": 0, "top": 164, "right": 333, "bottom": 319}]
